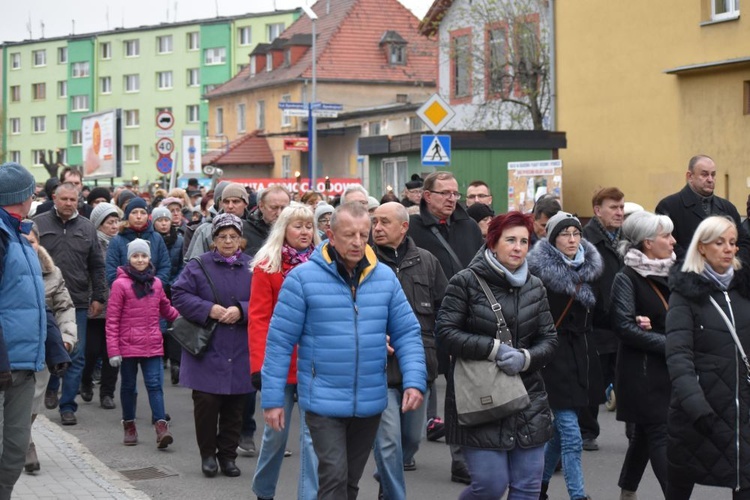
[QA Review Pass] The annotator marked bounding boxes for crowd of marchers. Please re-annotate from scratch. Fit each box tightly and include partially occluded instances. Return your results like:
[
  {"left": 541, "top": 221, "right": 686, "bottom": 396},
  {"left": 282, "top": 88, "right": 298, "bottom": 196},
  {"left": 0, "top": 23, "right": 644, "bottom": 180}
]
[{"left": 0, "top": 153, "right": 749, "bottom": 500}]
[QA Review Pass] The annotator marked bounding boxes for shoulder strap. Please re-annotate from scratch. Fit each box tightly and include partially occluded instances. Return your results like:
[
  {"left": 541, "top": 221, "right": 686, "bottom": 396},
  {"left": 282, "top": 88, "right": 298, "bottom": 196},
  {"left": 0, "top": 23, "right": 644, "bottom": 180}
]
[
  {"left": 709, "top": 295, "right": 750, "bottom": 382},
  {"left": 555, "top": 283, "right": 582, "bottom": 329},
  {"left": 468, "top": 269, "right": 513, "bottom": 344},
  {"left": 646, "top": 278, "right": 669, "bottom": 311},
  {"left": 191, "top": 256, "right": 221, "bottom": 306},
  {"left": 430, "top": 225, "right": 463, "bottom": 271}
]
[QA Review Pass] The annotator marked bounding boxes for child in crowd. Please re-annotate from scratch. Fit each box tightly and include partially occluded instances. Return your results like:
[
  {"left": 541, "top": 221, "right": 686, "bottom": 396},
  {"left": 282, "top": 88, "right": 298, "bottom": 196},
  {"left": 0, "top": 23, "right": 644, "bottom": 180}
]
[{"left": 106, "top": 239, "right": 179, "bottom": 448}]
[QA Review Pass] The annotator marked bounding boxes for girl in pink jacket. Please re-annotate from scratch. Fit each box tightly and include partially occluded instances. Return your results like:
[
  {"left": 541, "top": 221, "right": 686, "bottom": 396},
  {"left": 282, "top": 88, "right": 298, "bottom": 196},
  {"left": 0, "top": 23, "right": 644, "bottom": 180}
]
[{"left": 106, "top": 239, "right": 178, "bottom": 448}]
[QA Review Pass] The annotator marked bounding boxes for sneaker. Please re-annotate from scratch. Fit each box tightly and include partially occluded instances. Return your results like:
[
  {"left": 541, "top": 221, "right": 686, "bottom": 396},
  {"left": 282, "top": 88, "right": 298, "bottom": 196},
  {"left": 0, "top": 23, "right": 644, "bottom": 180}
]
[
  {"left": 582, "top": 438, "right": 599, "bottom": 451},
  {"left": 403, "top": 459, "right": 416, "bottom": 471},
  {"left": 100, "top": 395, "right": 116, "bottom": 410},
  {"left": 238, "top": 435, "right": 256, "bottom": 457},
  {"left": 60, "top": 411, "right": 77, "bottom": 426},
  {"left": 426, "top": 417, "right": 445, "bottom": 442},
  {"left": 284, "top": 449, "right": 292, "bottom": 457}
]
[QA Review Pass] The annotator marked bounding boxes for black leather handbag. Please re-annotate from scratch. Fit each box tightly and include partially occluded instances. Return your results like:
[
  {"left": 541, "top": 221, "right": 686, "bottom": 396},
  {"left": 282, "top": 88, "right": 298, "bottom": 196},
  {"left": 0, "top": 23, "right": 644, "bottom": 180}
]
[{"left": 170, "top": 257, "right": 219, "bottom": 358}]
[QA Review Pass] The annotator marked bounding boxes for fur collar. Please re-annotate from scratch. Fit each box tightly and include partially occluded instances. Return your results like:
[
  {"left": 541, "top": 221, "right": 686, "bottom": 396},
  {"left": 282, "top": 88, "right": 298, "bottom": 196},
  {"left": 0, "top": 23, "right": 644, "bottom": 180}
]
[
  {"left": 668, "top": 264, "right": 750, "bottom": 301},
  {"left": 36, "top": 245, "right": 56, "bottom": 275},
  {"left": 527, "top": 238, "right": 603, "bottom": 308}
]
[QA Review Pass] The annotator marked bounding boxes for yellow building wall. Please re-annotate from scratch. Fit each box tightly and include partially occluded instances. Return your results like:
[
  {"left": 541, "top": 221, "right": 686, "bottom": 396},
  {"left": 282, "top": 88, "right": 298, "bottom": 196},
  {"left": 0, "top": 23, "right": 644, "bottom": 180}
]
[{"left": 555, "top": 1, "right": 750, "bottom": 216}]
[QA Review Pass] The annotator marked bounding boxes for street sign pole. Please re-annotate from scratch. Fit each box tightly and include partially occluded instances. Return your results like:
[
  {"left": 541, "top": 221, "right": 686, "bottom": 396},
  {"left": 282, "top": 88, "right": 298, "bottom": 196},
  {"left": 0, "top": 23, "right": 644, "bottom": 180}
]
[{"left": 309, "top": 11, "right": 318, "bottom": 189}]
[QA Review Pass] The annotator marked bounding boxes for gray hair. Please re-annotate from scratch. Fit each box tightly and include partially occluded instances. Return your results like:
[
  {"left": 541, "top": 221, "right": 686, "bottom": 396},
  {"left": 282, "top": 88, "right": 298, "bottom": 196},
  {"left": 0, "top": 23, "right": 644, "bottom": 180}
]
[
  {"left": 341, "top": 185, "right": 368, "bottom": 204},
  {"left": 618, "top": 211, "right": 674, "bottom": 256},
  {"left": 688, "top": 154, "right": 713, "bottom": 173},
  {"left": 55, "top": 182, "right": 78, "bottom": 195},
  {"left": 330, "top": 202, "right": 370, "bottom": 231},
  {"left": 259, "top": 185, "right": 291, "bottom": 204},
  {"left": 682, "top": 216, "right": 741, "bottom": 273}
]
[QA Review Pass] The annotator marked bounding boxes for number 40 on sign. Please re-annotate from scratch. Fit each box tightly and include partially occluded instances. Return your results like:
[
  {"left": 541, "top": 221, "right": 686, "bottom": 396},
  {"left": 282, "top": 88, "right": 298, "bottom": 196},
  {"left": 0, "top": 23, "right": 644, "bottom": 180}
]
[{"left": 156, "top": 138, "right": 174, "bottom": 155}]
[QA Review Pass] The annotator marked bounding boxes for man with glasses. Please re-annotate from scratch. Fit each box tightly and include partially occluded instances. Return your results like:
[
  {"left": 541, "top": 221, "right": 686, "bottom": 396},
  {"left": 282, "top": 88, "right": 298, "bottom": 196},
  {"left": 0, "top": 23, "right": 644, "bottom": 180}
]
[{"left": 465, "top": 180, "right": 493, "bottom": 208}]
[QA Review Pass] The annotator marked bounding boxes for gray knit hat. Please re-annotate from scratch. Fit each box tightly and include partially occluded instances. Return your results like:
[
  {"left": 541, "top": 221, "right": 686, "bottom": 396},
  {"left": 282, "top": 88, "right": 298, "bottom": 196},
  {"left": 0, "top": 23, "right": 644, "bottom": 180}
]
[
  {"left": 151, "top": 206, "right": 171, "bottom": 222},
  {"left": 0, "top": 163, "right": 35, "bottom": 206},
  {"left": 212, "top": 213, "right": 243, "bottom": 238},
  {"left": 220, "top": 183, "right": 249, "bottom": 205},
  {"left": 127, "top": 239, "right": 151, "bottom": 260},
  {"left": 545, "top": 211, "right": 582, "bottom": 242},
  {"left": 90, "top": 202, "right": 119, "bottom": 229}
]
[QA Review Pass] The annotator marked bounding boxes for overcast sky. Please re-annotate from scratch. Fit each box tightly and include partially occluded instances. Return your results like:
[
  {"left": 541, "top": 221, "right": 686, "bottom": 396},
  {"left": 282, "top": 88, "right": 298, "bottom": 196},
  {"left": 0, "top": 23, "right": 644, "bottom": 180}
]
[{"left": 2, "top": 0, "right": 434, "bottom": 44}]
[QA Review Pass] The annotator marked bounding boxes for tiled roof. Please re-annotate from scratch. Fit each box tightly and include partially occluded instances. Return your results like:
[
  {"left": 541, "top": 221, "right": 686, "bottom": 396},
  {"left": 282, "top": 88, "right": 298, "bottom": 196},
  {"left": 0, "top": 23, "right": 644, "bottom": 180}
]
[
  {"left": 208, "top": 0, "right": 436, "bottom": 98},
  {"left": 418, "top": 0, "right": 455, "bottom": 37},
  {"left": 202, "top": 131, "right": 274, "bottom": 166}
]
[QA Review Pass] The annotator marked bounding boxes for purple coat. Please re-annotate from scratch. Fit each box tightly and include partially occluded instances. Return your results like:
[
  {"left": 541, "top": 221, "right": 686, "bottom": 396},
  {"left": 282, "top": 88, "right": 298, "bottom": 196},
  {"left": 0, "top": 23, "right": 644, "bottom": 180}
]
[{"left": 171, "top": 251, "right": 253, "bottom": 395}]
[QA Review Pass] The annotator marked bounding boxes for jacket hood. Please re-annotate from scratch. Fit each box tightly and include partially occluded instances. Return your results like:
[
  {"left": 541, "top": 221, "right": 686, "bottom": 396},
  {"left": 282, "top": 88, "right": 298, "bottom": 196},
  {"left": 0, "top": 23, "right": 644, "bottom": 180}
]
[
  {"left": 36, "top": 245, "right": 56, "bottom": 274},
  {"left": 527, "top": 238, "right": 603, "bottom": 308},
  {"left": 312, "top": 241, "right": 377, "bottom": 285},
  {"left": 668, "top": 264, "right": 750, "bottom": 301}
]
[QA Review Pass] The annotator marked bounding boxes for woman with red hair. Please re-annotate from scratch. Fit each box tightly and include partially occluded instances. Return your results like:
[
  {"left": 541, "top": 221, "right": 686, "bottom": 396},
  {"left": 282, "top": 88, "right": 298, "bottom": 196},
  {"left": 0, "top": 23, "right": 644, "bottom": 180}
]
[{"left": 437, "top": 211, "right": 558, "bottom": 499}]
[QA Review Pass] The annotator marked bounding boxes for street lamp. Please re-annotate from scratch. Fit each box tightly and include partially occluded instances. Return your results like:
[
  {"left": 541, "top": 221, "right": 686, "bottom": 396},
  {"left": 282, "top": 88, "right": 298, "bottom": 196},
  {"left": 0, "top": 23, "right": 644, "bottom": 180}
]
[{"left": 302, "top": 4, "right": 318, "bottom": 190}]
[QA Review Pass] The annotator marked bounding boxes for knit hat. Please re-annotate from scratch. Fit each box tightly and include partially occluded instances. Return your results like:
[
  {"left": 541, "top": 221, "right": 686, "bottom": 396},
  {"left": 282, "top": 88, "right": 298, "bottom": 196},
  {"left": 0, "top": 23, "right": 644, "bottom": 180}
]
[
  {"left": 466, "top": 202, "right": 495, "bottom": 224},
  {"left": 117, "top": 189, "right": 136, "bottom": 211},
  {"left": 214, "top": 181, "right": 231, "bottom": 202},
  {"left": 405, "top": 174, "right": 423, "bottom": 190},
  {"left": 127, "top": 239, "right": 151, "bottom": 260},
  {"left": 220, "top": 183, "right": 249, "bottom": 205},
  {"left": 90, "top": 202, "right": 119, "bottom": 229},
  {"left": 87, "top": 187, "right": 111, "bottom": 205},
  {"left": 314, "top": 203, "right": 334, "bottom": 222},
  {"left": 151, "top": 206, "right": 171, "bottom": 222},
  {"left": 123, "top": 197, "right": 148, "bottom": 219},
  {"left": 212, "top": 213, "right": 243, "bottom": 238},
  {"left": 367, "top": 196, "right": 380, "bottom": 211},
  {"left": 545, "top": 211, "right": 582, "bottom": 242},
  {"left": 162, "top": 196, "right": 183, "bottom": 208},
  {"left": 0, "top": 162, "right": 35, "bottom": 206}
]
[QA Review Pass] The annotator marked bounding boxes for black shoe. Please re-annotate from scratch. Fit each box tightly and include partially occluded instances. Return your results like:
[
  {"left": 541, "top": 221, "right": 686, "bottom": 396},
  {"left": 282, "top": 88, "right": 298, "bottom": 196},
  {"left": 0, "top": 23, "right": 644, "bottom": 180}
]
[
  {"left": 100, "top": 395, "right": 116, "bottom": 410},
  {"left": 582, "top": 438, "right": 599, "bottom": 451},
  {"left": 61, "top": 411, "right": 77, "bottom": 426},
  {"left": 80, "top": 384, "right": 94, "bottom": 403},
  {"left": 44, "top": 390, "right": 58, "bottom": 410},
  {"left": 451, "top": 463, "right": 471, "bottom": 485},
  {"left": 218, "top": 459, "right": 241, "bottom": 477},
  {"left": 201, "top": 456, "right": 218, "bottom": 477},
  {"left": 170, "top": 364, "right": 180, "bottom": 385},
  {"left": 403, "top": 459, "right": 416, "bottom": 471}
]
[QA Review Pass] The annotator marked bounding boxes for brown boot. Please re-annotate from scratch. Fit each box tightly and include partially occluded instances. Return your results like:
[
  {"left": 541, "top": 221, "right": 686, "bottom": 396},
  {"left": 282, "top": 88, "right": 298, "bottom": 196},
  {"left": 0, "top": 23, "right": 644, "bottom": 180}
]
[
  {"left": 123, "top": 420, "right": 138, "bottom": 446},
  {"left": 155, "top": 419, "right": 173, "bottom": 449},
  {"left": 24, "top": 441, "right": 40, "bottom": 473}
]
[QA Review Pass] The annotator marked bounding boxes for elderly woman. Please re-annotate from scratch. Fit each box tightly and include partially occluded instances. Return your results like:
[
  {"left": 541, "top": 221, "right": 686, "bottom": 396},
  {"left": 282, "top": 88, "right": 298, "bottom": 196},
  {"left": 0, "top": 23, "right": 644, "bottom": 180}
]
[
  {"left": 666, "top": 216, "right": 750, "bottom": 499},
  {"left": 171, "top": 213, "right": 253, "bottom": 479},
  {"left": 314, "top": 203, "right": 333, "bottom": 241},
  {"left": 527, "top": 211, "right": 603, "bottom": 500},
  {"left": 436, "top": 211, "right": 557, "bottom": 499},
  {"left": 248, "top": 203, "right": 319, "bottom": 500},
  {"left": 611, "top": 211, "right": 676, "bottom": 498}
]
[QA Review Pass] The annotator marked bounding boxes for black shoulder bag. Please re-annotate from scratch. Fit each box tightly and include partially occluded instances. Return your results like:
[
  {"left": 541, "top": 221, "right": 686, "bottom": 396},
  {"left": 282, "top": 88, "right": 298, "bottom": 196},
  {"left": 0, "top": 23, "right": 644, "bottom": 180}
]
[{"left": 170, "top": 257, "right": 220, "bottom": 358}]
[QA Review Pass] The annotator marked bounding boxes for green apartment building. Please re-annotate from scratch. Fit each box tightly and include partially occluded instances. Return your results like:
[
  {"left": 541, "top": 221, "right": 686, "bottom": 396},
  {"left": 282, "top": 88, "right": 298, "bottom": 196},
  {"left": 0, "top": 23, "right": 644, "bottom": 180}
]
[{"left": 1, "top": 9, "right": 299, "bottom": 185}]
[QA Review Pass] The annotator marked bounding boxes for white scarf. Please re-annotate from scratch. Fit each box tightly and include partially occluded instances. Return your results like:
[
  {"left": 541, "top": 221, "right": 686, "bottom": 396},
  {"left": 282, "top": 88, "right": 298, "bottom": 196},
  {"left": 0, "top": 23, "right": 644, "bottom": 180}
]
[{"left": 623, "top": 248, "right": 675, "bottom": 278}]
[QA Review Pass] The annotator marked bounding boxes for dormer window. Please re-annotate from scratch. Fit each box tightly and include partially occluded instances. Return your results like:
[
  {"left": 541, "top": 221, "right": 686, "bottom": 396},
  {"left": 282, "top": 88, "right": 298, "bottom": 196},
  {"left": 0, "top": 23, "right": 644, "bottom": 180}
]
[
  {"left": 390, "top": 45, "right": 405, "bottom": 65},
  {"left": 266, "top": 56, "right": 273, "bottom": 72},
  {"left": 380, "top": 31, "right": 407, "bottom": 66},
  {"left": 284, "top": 49, "right": 291, "bottom": 67}
]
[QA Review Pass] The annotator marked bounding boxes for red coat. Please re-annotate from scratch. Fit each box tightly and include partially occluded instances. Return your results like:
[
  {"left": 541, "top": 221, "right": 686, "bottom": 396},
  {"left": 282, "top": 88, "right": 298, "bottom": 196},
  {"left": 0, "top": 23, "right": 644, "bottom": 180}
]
[
  {"left": 106, "top": 267, "right": 179, "bottom": 358},
  {"left": 248, "top": 266, "right": 298, "bottom": 384}
]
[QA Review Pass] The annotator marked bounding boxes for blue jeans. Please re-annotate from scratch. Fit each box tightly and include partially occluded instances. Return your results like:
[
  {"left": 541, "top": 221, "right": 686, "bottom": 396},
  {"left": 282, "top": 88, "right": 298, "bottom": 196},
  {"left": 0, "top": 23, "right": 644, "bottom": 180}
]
[
  {"left": 252, "top": 384, "right": 317, "bottom": 500},
  {"left": 543, "top": 408, "right": 586, "bottom": 499},
  {"left": 374, "top": 387, "right": 426, "bottom": 500},
  {"left": 461, "top": 445, "right": 545, "bottom": 499},
  {"left": 119, "top": 357, "right": 165, "bottom": 423},
  {"left": 47, "top": 308, "right": 87, "bottom": 414}
]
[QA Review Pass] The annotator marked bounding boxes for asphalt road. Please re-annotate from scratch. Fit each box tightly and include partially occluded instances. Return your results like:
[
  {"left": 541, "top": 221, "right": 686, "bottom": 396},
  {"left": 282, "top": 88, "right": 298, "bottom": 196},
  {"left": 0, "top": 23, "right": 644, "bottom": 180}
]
[{"left": 41, "top": 375, "right": 728, "bottom": 499}]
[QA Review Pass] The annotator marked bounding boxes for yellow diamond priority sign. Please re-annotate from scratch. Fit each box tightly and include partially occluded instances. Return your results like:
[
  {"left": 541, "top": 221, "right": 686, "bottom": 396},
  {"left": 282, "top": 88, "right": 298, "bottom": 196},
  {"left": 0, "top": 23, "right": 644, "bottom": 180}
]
[{"left": 417, "top": 94, "right": 456, "bottom": 134}]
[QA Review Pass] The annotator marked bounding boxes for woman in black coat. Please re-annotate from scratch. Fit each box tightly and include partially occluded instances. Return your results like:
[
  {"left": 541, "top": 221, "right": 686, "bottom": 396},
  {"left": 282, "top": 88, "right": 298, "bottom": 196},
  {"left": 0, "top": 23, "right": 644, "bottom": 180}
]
[
  {"left": 436, "top": 211, "right": 557, "bottom": 499},
  {"left": 527, "top": 212, "right": 603, "bottom": 500},
  {"left": 666, "top": 215, "right": 750, "bottom": 499},
  {"left": 611, "top": 211, "right": 676, "bottom": 497}
]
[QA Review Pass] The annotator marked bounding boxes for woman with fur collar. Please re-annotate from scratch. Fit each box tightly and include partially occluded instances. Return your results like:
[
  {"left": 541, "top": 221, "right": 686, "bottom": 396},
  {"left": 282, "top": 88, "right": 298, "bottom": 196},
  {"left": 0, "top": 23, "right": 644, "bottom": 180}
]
[{"left": 528, "top": 211, "right": 603, "bottom": 500}]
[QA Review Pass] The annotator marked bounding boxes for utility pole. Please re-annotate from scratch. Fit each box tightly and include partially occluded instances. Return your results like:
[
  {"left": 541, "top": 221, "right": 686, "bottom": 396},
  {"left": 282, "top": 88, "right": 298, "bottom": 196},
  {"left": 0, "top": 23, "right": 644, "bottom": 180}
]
[{"left": 302, "top": 4, "right": 318, "bottom": 189}]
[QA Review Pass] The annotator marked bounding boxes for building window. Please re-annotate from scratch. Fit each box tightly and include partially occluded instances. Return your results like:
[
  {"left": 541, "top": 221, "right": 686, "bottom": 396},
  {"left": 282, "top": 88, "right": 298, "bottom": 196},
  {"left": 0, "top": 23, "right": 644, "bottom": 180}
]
[
  {"left": 58, "top": 47, "right": 68, "bottom": 64},
  {"left": 32, "top": 116, "right": 46, "bottom": 133},
  {"left": 71, "top": 95, "right": 89, "bottom": 112},
  {"left": 187, "top": 68, "right": 199, "bottom": 87},
  {"left": 100, "top": 42, "right": 111, "bottom": 59},
  {"left": 284, "top": 49, "right": 291, "bottom": 67},
  {"left": 390, "top": 45, "right": 406, "bottom": 65},
  {"left": 281, "top": 155, "right": 291, "bottom": 178},
  {"left": 266, "top": 23, "right": 285, "bottom": 41},
  {"left": 10, "top": 85, "right": 20, "bottom": 102},
  {"left": 157, "top": 35, "right": 173, "bottom": 54},
  {"left": 237, "top": 103, "right": 246, "bottom": 133},
  {"left": 58, "top": 149, "right": 67, "bottom": 164},
  {"left": 216, "top": 108, "right": 224, "bottom": 135},
  {"left": 9, "top": 151, "right": 20, "bottom": 164},
  {"left": 410, "top": 116, "right": 424, "bottom": 132},
  {"left": 204, "top": 47, "right": 226, "bottom": 65},
  {"left": 99, "top": 76, "right": 111, "bottom": 94},
  {"left": 124, "top": 39, "right": 140, "bottom": 57},
  {"left": 32, "top": 83, "right": 46, "bottom": 100},
  {"left": 125, "top": 145, "right": 139, "bottom": 163},
  {"left": 58, "top": 81, "right": 67, "bottom": 98},
  {"left": 72, "top": 61, "right": 90, "bottom": 78},
  {"left": 10, "top": 53, "right": 20, "bottom": 69},
  {"left": 71, "top": 130, "right": 82, "bottom": 145},
  {"left": 257, "top": 100, "right": 265, "bottom": 129},
  {"left": 124, "top": 109, "right": 139, "bottom": 127},
  {"left": 713, "top": 0, "right": 740, "bottom": 20},
  {"left": 32, "top": 150, "right": 45, "bottom": 166},
  {"left": 380, "top": 157, "right": 409, "bottom": 198},
  {"left": 57, "top": 114, "right": 67, "bottom": 131},
  {"left": 266, "top": 55, "right": 273, "bottom": 72},
  {"left": 187, "top": 32, "right": 200, "bottom": 50},
  {"left": 237, "top": 63, "right": 247, "bottom": 74},
  {"left": 9, "top": 118, "right": 20, "bottom": 135},
  {"left": 487, "top": 26, "right": 509, "bottom": 95},
  {"left": 238, "top": 26, "right": 251, "bottom": 45},
  {"left": 124, "top": 74, "right": 140, "bottom": 92},
  {"left": 451, "top": 32, "right": 471, "bottom": 99},
  {"left": 157, "top": 71, "right": 173, "bottom": 90},
  {"left": 280, "top": 95, "right": 291, "bottom": 127},
  {"left": 32, "top": 50, "right": 46, "bottom": 67},
  {"left": 369, "top": 120, "right": 381, "bottom": 136},
  {"left": 187, "top": 105, "right": 199, "bottom": 123},
  {"left": 204, "top": 84, "right": 217, "bottom": 94}
]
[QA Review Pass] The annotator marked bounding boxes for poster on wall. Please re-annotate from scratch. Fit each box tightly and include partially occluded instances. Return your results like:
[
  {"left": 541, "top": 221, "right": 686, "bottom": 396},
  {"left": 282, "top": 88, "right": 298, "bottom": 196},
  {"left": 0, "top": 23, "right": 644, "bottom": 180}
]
[
  {"left": 82, "top": 109, "right": 121, "bottom": 179},
  {"left": 506, "top": 160, "right": 563, "bottom": 213},
  {"left": 182, "top": 130, "right": 202, "bottom": 176},
  {"left": 227, "top": 178, "right": 362, "bottom": 196}
]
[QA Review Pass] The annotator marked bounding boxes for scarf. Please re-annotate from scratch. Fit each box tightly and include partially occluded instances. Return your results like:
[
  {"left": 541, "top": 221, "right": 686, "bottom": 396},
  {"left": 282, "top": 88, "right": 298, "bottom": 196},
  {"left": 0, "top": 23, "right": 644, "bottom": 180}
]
[
  {"left": 484, "top": 248, "right": 528, "bottom": 287},
  {"left": 215, "top": 249, "right": 243, "bottom": 265},
  {"left": 593, "top": 216, "right": 621, "bottom": 252},
  {"left": 122, "top": 263, "right": 155, "bottom": 298},
  {"left": 553, "top": 243, "right": 586, "bottom": 269},
  {"left": 703, "top": 262, "right": 734, "bottom": 290},
  {"left": 129, "top": 222, "right": 148, "bottom": 234},
  {"left": 97, "top": 230, "right": 113, "bottom": 247},
  {"left": 624, "top": 248, "right": 676, "bottom": 278},
  {"left": 281, "top": 243, "right": 314, "bottom": 277},
  {"left": 160, "top": 226, "right": 178, "bottom": 249}
]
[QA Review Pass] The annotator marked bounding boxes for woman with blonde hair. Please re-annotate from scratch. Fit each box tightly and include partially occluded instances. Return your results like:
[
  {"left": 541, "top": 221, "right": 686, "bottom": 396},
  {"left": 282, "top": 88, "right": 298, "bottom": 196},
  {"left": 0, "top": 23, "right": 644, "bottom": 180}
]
[
  {"left": 666, "top": 216, "right": 750, "bottom": 499},
  {"left": 249, "top": 203, "right": 319, "bottom": 500}
]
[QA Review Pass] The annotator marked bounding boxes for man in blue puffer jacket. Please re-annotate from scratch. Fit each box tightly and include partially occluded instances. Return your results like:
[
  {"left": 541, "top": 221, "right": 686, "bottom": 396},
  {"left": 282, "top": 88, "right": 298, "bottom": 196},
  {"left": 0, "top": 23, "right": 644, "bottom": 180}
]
[{"left": 262, "top": 202, "right": 426, "bottom": 500}]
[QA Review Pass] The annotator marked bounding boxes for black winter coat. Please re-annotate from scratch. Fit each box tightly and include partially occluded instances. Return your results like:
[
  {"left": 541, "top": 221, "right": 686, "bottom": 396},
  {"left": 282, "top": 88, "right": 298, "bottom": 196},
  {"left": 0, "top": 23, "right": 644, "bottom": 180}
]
[
  {"left": 666, "top": 266, "right": 750, "bottom": 489},
  {"left": 527, "top": 239, "right": 603, "bottom": 409},
  {"left": 612, "top": 266, "right": 671, "bottom": 424},
  {"left": 436, "top": 251, "right": 557, "bottom": 450},
  {"left": 245, "top": 207, "right": 272, "bottom": 257}
]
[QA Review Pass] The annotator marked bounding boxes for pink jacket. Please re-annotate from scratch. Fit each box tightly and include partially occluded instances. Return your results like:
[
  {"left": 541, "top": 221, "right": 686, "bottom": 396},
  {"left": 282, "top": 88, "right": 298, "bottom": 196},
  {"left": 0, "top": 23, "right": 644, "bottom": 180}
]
[{"left": 106, "top": 267, "right": 178, "bottom": 358}]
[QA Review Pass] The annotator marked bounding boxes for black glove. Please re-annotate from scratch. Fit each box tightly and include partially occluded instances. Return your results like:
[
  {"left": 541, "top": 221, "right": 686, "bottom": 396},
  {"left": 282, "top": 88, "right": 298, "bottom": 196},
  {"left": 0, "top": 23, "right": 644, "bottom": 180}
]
[
  {"left": 0, "top": 371, "right": 12, "bottom": 391},
  {"left": 694, "top": 413, "right": 717, "bottom": 435},
  {"left": 51, "top": 363, "right": 70, "bottom": 378},
  {"left": 251, "top": 372, "right": 262, "bottom": 391}
]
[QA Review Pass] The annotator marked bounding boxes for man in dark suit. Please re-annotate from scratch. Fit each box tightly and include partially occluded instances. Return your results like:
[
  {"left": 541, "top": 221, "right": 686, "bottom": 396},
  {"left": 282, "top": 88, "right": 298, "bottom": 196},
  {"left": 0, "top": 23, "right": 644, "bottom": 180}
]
[{"left": 655, "top": 154, "right": 750, "bottom": 261}]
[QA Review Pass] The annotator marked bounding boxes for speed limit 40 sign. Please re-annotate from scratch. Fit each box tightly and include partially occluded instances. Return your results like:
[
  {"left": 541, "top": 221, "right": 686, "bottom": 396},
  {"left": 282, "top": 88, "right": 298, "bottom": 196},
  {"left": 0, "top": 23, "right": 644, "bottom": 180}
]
[{"left": 156, "top": 138, "right": 174, "bottom": 155}]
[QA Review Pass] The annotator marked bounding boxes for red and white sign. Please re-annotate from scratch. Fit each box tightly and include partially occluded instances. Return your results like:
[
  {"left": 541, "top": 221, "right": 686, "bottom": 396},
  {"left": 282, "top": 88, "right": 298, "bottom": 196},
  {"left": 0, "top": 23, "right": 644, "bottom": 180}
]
[
  {"left": 156, "top": 111, "right": 175, "bottom": 130},
  {"left": 222, "top": 177, "right": 362, "bottom": 196},
  {"left": 283, "top": 138, "right": 309, "bottom": 151}
]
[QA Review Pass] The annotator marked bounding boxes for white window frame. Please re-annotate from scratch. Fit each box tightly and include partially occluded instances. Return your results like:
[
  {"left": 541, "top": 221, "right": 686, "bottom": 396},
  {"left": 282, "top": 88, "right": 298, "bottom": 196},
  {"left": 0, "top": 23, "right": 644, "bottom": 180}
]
[
  {"left": 157, "top": 35, "right": 173, "bottom": 54},
  {"left": 32, "top": 116, "right": 46, "bottom": 133},
  {"left": 10, "top": 53, "right": 20, "bottom": 70},
  {"left": 124, "top": 39, "right": 140, "bottom": 57},
  {"left": 57, "top": 114, "right": 67, "bottom": 131},
  {"left": 266, "top": 23, "right": 285, "bottom": 41},
  {"left": 58, "top": 149, "right": 67, "bottom": 164},
  {"left": 100, "top": 42, "right": 111, "bottom": 60},
  {"left": 32, "top": 83, "right": 46, "bottom": 100},
  {"left": 32, "top": 150, "right": 45, "bottom": 166},
  {"left": 58, "top": 81, "right": 67, "bottom": 98},
  {"left": 266, "top": 55, "right": 273, "bottom": 72},
  {"left": 380, "top": 157, "right": 409, "bottom": 198},
  {"left": 216, "top": 107, "right": 224, "bottom": 135},
  {"left": 280, "top": 95, "right": 292, "bottom": 127},
  {"left": 390, "top": 44, "right": 406, "bottom": 65},
  {"left": 9, "top": 118, "right": 20, "bottom": 135},
  {"left": 71, "top": 130, "right": 82, "bottom": 146},
  {"left": 124, "top": 74, "right": 140, "bottom": 93},
  {"left": 187, "top": 32, "right": 200, "bottom": 51},
  {"left": 124, "top": 110, "right": 140, "bottom": 128},
  {"left": 124, "top": 145, "right": 139, "bottom": 163},
  {"left": 204, "top": 47, "right": 226, "bottom": 65},
  {"left": 9, "top": 151, "right": 20, "bottom": 164},
  {"left": 204, "top": 84, "right": 217, "bottom": 94},
  {"left": 72, "top": 62, "right": 90, "bottom": 78},
  {"left": 187, "top": 68, "right": 199, "bottom": 87},
  {"left": 257, "top": 100, "right": 265, "bottom": 129},
  {"left": 100, "top": 76, "right": 112, "bottom": 94},
  {"left": 238, "top": 26, "right": 252, "bottom": 46},
  {"left": 32, "top": 50, "right": 46, "bottom": 67},
  {"left": 187, "top": 105, "right": 199, "bottom": 123},
  {"left": 71, "top": 95, "right": 89, "bottom": 112},
  {"left": 10, "top": 86, "right": 20, "bottom": 102},
  {"left": 281, "top": 155, "right": 291, "bottom": 178},
  {"left": 712, "top": 0, "right": 740, "bottom": 20},
  {"left": 58, "top": 47, "right": 68, "bottom": 64},
  {"left": 237, "top": 103, "right": 246, "bottom": 133},
  {"left": 157, "top": 71, "right": 173, "bottom": 90}
]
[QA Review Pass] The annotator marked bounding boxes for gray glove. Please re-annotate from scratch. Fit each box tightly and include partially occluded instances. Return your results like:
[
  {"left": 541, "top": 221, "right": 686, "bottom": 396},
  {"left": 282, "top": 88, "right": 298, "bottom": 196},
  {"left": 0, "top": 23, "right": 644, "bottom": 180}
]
[
  {"left": 495, "top": 342, "right": 514, "bottom": 361},
  {"left": 109, "top": 356, "right": 122, "bottom": 368},
  {"left": 496, "top": 348, "right": 525, "bottom": 375}
]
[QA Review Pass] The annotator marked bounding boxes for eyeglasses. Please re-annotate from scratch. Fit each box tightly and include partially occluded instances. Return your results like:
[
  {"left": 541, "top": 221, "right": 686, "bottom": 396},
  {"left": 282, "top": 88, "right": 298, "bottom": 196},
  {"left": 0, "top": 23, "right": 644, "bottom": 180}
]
[
  {"left": 428, "top": 190, "right": 462, "bottom": 200},
  {"left": 215, "top": 234, "right": 240, "bottom": 242},
  {"left": 466, "top": 194, "right": 490, "bottom": 200},
  {"left": 558, "top": 231, "right": 582, "bottom": 239},
  {"left": 318, "top": 217, "right": 331, "bottom": 225},
  {"left": 407, "top": 188, "right": 423, "bottom": 194}
]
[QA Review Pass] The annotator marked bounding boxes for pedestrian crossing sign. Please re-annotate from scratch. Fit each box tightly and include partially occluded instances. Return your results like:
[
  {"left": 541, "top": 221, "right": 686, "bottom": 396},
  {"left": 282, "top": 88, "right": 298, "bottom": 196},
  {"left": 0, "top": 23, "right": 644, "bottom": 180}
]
[{"left": 421, "top": 135, "right": 451, "bottom": 166}]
